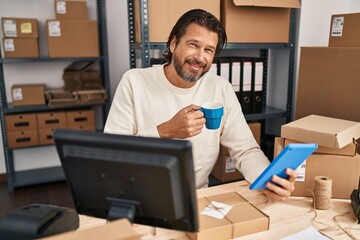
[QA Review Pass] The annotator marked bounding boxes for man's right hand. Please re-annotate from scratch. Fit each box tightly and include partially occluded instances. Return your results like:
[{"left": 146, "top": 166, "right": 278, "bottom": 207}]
[{"left": 157, "top": 104, "right": 206, "bottom": 139}]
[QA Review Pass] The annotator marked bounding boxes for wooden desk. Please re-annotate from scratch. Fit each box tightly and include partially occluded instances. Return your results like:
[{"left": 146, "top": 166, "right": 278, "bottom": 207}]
[{"left": 80, "top": 181, "right": 360, "bottom": 240}]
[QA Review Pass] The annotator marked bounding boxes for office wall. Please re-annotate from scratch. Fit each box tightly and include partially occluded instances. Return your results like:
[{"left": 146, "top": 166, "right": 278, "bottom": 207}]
[{"left": 0, "top": 0, "right": 359, "bottom": 174}]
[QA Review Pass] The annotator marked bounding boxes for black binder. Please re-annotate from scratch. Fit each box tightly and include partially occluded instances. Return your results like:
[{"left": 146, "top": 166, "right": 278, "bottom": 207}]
[
  {"left": 240, "top": 60, "right": 252, "bottom": 114},
  {"left": 251, "top": 59, "right": 264, "bottom": 113}
]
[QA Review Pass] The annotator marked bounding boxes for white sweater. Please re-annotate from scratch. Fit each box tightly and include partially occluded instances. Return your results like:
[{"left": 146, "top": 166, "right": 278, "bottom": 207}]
[{"left": 104, "top": 65, "right": 270, "bottom": 189}]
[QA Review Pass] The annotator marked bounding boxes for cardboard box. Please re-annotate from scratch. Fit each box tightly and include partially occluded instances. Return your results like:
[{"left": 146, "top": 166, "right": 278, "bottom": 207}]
[
  {"left": 187, "top": 192, "right": 269, "bottom": 240},
  {"left": 1, "top": 18, "right": 38, "bottom": 38},
  {"left": 66, "top": 109, "right": 95, "bottom": 131},
  {"left": 274, "top": 137, "right": 360, "bottom": 199},
  {"left": 38, "top": 128, "right": 55, "bottom": 145},
  {"left": 329, "top": 13, "right": 360, "bottom": 47},
  {"left": 5, "top": 113, "right": 38, "bottom": 131},
  {"left": 2, "top": 38, "right": 39, "bottom": 58},
  {"left": 55, "top": 0, "right": 88, "bottom": 20},
  {"left": 134, "top": 0, "right": 220, "bottom": 42},
  {"left": 281, "top": 115, "right": 360, "bottom": 149},
  {"left": 37, "top": 111, "right": 67, "bottom": 129},
  {"left": 221, "top": 0, "right": 300, "bottom": 43},
  {"left": 211, "top": 122, "right": 261, "bottom": 182},
  {"left": 46, "top": 19, "right": 99, "bottom": 58},
  {"left": 6, "top": 130, "right": 39, "bottom": 149},
  {"left": 11, "top": 84, "right": 45, "bottom": 107},
  {"left": 41, "top": 219, "right": 139, "bottom": 240},
  {"left": 295, "top": 47, "right": 360, "bottom": 122}
]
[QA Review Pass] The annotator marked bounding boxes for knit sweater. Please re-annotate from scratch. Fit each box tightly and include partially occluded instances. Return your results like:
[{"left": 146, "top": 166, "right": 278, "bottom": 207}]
[{"left": 104, "top": 65, "right": 270, "bottom": 189}]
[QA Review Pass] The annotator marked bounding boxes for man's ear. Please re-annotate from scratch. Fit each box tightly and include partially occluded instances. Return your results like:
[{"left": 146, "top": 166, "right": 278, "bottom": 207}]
[{"left": 169, "top": 37, "right": 177, "bottom": 53}]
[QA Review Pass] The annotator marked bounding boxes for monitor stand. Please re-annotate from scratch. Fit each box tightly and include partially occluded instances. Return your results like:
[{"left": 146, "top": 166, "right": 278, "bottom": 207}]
[{"left": 106, "top": 197, "right": 141, "bottom": 223}]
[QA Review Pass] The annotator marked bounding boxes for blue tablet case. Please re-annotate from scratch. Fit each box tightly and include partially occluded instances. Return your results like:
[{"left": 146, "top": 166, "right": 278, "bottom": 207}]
[{"left": 249, "top": 143, "right": 318, "bottom": 190}]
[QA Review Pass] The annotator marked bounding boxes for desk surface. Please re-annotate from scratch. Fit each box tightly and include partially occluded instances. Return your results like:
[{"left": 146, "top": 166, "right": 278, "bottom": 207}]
[{"left": 80, "top": 181, "right": 360, "bottom": 240}]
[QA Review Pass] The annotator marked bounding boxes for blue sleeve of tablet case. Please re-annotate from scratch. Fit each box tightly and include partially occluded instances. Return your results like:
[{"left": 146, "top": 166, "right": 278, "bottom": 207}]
[{"left": 249, "top": 143, "right": 318, "bottom": 190}]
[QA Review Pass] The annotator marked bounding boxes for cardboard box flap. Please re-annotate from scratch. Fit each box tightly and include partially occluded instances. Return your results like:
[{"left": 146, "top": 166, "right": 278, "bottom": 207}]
[
  {"left": 233, "top": 0, "right": 300, "bottom": 8},
  {"left": 281, "top": 115, "right": 360, "bottom": 149}
]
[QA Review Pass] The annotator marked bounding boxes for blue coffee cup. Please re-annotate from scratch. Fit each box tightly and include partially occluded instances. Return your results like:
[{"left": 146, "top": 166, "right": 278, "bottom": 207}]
[{"left": 200, "top": 102, "right": 224, "bottom": 130}]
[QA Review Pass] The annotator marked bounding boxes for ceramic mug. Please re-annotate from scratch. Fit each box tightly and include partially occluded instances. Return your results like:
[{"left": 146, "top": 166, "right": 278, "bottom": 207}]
[{"left": 200, "top": 102, "right": 224, "bottom": 130}]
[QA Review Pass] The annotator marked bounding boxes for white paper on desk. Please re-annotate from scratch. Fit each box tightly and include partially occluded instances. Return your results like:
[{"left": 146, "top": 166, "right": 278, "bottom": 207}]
[
  {"left": 201, "top": 201, "right": 232, "bottom": 220},
  {"left": 280, "top": 226, "right": 331, "bottom": 240}
]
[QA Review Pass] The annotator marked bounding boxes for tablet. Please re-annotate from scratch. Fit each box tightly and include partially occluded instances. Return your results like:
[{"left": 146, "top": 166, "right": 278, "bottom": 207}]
[{"left": 249, "top": 143, "right": 318, "bottom": 190}]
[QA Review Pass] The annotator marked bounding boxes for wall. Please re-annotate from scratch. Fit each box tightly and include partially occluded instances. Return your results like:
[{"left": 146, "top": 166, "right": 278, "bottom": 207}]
[{"left": 0, "top": 0, "right": 359, "bottom": 174}]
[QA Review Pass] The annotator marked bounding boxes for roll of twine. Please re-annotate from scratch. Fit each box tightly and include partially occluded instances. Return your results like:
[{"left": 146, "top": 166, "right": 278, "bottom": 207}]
[{"left": 313, "top": 176, "right": 332, "bottom": 210}]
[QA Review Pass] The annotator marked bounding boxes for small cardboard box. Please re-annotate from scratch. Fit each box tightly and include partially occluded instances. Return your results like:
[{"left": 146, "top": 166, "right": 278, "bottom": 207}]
[
  {"left": 281, "top": 115, "right": 360, "bottom": 149},
  {"left": 66, "top": 109, "right": 95, "bottom": 131},
  {"left": 11, "top": 84, "right": 45, "bottom": 107},
  {"left": 55, "top": 0, "right": 88, "bottom": 20},
  {"left": 46, "top": 19, "right": 99, "bottom": 58},
  {"left": 1, "top": 18, "right": 38, "bottom": 38},
  {"left": 38, "top": 128, "right": 55, "bottom": 145},
  {"left": 295, "top": 47, "right": 360, "bottom": 122},
  {"left": 187, "top": 192, "right": 269, "bottom": 240},
  {"left": 134, "top": 0, "right": 220, "bottom": 42},
  {"left": 6, "top": 130, "right": 39, "bottom": 149},
  {"left": 221, "top": 0, "right": 300, "bottom": 43},
  {"left": 5, "top": 113, "right": 38, "bottom": 132},
  {"left": 41, "top": 219, "right": 139, "bottom": 240},
  {"left": 211, "top": 122, "right": 261, "bottom": 182},
  {"left": 2, "top": 38, "right": 39, "bottom": 58},
  {"left": 274, "top": 137, "right": 360, "bottom": 199},
  {"left": 37, "top": 111, "right": 67, "bottom": 129},
  {"left": 329, "top": 13, "right": 360, "bottom": 47}
]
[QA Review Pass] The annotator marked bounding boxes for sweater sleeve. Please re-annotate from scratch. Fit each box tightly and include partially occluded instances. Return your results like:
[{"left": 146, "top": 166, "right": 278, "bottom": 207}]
[{"left": 220, "top": 85, "right": 270, "bottom": 183}]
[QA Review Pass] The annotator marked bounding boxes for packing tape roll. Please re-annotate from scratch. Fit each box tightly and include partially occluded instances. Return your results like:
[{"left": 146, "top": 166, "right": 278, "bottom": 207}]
[{"left": 313, "top": 176, "right": 332, "bottom": 210}]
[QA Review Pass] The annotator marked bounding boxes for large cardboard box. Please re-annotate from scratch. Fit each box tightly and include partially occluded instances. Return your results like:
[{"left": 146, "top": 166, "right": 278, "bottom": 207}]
[
  {"left": 134, "top": 0, "right": 220, "bottom": 42},
  {"left": 11, "top": 84, "right": 45, "bottom": 107},
  {"left": 1, "top": 18, "right": 38, "bottom": 38},
  {"left": 2, "top": 38, "right": 39, "bottom": 58},
  {"left": 187, "top": 192, "right": 269, "bottom": 240},
  {"left": 329, "top": 12, "right": 360, "bottom": 47},
  {"left": 274, "top": 137, "right": 360, "bottom": 199},
  {"left": 281, "top": 115, "right": 360, "bottom": 149},
  {"left": 54, "top": 0, "right": 88, "bottom": 20},
  {"left": 295, "top": 47, "right": 360, "bottom": 122},
  {"left": 46, "top": 19, "right": 99, "bottom": 58},
  {"left": 211, "top": 122, "right": 261, "bottom": 182},
  {"left": 221, "top": 0, "right": 300, "bottom": 43}
]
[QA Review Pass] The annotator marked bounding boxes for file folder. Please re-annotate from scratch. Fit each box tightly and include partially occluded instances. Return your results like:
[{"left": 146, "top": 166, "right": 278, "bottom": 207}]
[
  {"left": 240, "top": 60, "right": 252, "bottom": 114},
  {"left": 220, "top": 61, "right": 230, "bottom": 81},
  {"left": 251, "top": 60, "right": 264, "bottom": 113},
  {"left": 231, "top": 61, "right": 241, "bottom": 92}
]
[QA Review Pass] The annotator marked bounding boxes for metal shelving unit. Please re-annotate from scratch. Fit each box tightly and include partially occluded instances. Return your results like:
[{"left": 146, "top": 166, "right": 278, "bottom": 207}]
[
  {"left": 127, "top": 0, "right": 297, "bottom": 128},
  {"left": 0, "top": 0, "right": 111, "bottom": 192}
]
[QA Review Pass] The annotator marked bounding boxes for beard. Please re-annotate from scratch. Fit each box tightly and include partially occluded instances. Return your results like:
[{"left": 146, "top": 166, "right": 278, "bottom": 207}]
[{"left": 172, "top": 52, "right": 210, "bottom": 83}]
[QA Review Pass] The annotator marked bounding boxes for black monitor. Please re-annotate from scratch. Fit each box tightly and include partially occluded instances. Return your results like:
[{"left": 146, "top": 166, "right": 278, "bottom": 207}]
[{"left": 53, "top": 129, "right": 198, "bottom": 232}]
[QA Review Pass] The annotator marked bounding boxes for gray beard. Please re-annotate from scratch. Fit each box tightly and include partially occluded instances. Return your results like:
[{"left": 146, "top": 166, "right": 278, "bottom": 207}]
[{"left": 173, "top": 58, "right": 208, "bottom": 83}]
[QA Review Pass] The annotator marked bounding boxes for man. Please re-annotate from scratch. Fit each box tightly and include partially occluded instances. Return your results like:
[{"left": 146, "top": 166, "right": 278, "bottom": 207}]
[{"left": 104, "top": 9, "right": 297, "bottom": 201}]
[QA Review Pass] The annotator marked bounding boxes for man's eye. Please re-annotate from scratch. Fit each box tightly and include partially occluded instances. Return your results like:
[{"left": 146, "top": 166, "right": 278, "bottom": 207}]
[{"left": 189, "top": 43, "right": 197, "bottom": 48}]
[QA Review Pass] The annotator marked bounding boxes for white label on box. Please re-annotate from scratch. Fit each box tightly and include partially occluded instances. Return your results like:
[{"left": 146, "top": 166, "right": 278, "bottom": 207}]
[
  {"left": 201, "top": 201, "right": 232, "bottom": 220},
  {"left": 48, "top": 21, "right": 61, "bottom": 37},
  {"left": 331, "top": 17, "right": 344, "bottom": 37},
  {"left": 295, "top": 160, "right": 306, "bottom": 182},
  {"left": 3, "top": 19, "right": 17, "bottom": 37},
  {"left": 4, "top": 39, "right": 15, "bottom": 52},
  {"left": 12, "top": 88, "right": 23, "bottom": 101},
  {"left": 56, "top": 1, "right": 67, "bottom": 14},
  {"left": 20, "top": 22, "right": 33, "bottom": 34},
  {"left": 225, "top": 157, "right": 236, "bottom": 173}
]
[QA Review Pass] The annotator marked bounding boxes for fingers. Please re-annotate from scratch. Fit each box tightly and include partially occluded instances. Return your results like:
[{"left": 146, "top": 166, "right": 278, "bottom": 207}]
[
  {"left": 264, "top": 172, "right": 296, "bottom": 202},
  {"left": 286, "top": 168, "right": 298, "bottom": 183},
  {"left": 183, "top": 104, "right": 201, "bottom": 113}
]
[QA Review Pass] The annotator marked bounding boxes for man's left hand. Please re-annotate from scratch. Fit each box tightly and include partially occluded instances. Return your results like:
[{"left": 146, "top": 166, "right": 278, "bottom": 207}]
[{"left": 262, "top": 168, "right": 297, "bottom": 202}]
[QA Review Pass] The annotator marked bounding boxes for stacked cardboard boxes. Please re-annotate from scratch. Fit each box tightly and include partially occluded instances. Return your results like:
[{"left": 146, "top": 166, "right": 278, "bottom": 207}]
[
  {"left": 211, "top": 122, "right": 261, "bottom": 182},
  {"left": 5, "top": 109, "right": 95, "bottom": 149},
  {"left": 296, "top": 13, "right": 360, "bottom": 122},
  {"left": 186, "top": 192, "right": 269, "bottom": 240},
  {"left": 47, "top": 0, "right": 99, "bottom": 57},
  {"left": 278, "top": 115, "right": 360, "bottom": 199},
  {"left": 1, "top": 17, "right": 39, "bottom": 58}
]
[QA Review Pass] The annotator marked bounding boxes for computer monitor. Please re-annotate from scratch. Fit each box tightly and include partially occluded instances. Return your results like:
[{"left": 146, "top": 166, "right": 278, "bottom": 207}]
[{"left": 53, "top": 129, "right": 198, "bottom": 232}]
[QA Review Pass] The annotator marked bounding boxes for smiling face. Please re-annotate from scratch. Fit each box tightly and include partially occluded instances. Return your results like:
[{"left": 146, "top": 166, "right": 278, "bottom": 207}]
[{"left": 165, "top": 23, "right": 218, "bottom": 88}]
